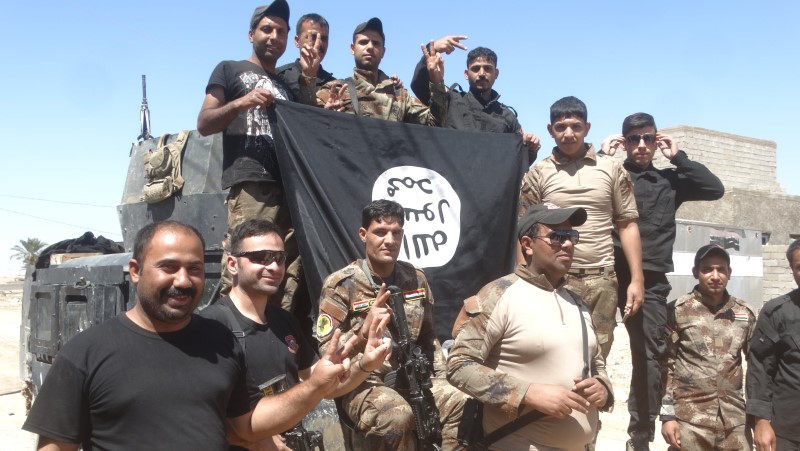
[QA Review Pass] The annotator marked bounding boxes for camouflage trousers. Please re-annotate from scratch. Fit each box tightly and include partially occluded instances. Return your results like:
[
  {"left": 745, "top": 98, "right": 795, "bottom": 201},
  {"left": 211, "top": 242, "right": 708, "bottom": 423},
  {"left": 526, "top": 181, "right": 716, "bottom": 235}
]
[
  {"left": 565, "top": 271, "right": 619, "bottom": 360},
  {"left": 221, "top": 181, "right": 307, "bottom": 313},
  {"left": 341, "top": 378, "right": 467, "bottom": 451},
  {"left": 668, "top": 421, "right": 751, "bottom": 450}
]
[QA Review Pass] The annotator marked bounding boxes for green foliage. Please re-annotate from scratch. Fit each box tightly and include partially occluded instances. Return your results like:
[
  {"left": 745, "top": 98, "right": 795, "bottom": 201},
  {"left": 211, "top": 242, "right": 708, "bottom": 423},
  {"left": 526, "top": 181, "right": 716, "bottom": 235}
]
[{"left": 10, "top": 238, "right": 48, "bottom": 267}]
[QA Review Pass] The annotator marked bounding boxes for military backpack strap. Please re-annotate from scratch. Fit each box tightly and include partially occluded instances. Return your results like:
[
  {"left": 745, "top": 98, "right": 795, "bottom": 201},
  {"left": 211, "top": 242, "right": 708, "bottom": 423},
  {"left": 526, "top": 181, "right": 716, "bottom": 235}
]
[
  {"left": 345, "top": 77, "right": 360, "bottom": 116},
  {"left": 219, "top": 302, "right": 247, "bottom": 352}
]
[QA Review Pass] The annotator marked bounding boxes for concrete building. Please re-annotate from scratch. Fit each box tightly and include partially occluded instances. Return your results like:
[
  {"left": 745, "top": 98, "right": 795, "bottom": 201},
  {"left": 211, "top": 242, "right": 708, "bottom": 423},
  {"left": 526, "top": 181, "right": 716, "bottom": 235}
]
[{"left": 614, "top": 125, "right": 800, "bottom": 307}]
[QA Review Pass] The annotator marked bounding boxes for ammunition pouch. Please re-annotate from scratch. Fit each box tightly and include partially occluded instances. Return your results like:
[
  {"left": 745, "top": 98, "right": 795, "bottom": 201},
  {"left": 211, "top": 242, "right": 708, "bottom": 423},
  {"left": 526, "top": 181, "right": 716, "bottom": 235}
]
[{"left": 141, "top": 130, "right": 189, "bottom": 203}]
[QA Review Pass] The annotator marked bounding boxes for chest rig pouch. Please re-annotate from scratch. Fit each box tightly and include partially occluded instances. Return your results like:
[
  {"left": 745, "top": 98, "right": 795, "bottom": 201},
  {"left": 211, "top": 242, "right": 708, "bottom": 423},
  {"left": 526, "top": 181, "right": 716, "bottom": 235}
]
[{"left": 141, "top": 130, "right": 189, "bottom": 203}]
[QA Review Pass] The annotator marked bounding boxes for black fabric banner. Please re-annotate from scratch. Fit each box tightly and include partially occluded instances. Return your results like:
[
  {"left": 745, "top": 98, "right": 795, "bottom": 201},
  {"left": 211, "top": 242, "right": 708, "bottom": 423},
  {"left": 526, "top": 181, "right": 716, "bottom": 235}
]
[{"left": 273, "top": 99, "right": 526, "bottom": 340}]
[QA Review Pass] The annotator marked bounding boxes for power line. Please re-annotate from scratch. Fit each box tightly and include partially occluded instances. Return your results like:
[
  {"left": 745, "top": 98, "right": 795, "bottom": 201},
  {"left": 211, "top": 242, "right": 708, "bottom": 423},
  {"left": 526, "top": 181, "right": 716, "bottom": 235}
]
[
  {"left": 0, "top": 194, "right": 116, "bottom": 208},
  {"left": 0, "top": 207, "right": 121, "bottom": 237}
]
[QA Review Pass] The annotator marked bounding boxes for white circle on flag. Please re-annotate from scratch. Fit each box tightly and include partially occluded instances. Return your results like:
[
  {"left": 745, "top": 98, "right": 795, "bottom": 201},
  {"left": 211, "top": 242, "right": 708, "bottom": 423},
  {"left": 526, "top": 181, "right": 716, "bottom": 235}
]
[{"left": 372, "top": 166, "right": 461, "bottom": 268}]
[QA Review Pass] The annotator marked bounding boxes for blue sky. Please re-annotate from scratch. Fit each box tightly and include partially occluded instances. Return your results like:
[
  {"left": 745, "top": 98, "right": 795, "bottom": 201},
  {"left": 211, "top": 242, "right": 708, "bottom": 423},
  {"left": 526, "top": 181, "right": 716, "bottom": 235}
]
[{"left": 1, "top": 1, "right": 797, "bottom": 276}]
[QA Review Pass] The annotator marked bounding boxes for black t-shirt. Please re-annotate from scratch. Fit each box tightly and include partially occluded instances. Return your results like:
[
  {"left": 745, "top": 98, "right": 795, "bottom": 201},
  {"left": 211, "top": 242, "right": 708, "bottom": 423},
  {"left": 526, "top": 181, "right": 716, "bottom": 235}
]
[
  {"left": 23, "top": 314, "right": 252, "bottom": 451},
  {"left": 201, "top": 297, "right": 319, "bottom": 404},
  {"left": 206, "top": 60, "right": 292, "bottom": 189}
]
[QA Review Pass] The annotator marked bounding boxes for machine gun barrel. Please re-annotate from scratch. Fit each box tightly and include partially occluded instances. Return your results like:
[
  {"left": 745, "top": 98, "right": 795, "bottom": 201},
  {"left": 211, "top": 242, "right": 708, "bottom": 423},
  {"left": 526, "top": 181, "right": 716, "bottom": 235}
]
[{"left": 138, "top": 74, "right": 152, "bottom": 141}]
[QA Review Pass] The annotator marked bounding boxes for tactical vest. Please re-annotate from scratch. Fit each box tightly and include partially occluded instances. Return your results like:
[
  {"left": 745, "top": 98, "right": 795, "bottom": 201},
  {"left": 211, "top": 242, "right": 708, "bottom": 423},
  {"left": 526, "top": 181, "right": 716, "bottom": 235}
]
[{"left": 141, "top": 131, "right": 189, "bottom": 203}]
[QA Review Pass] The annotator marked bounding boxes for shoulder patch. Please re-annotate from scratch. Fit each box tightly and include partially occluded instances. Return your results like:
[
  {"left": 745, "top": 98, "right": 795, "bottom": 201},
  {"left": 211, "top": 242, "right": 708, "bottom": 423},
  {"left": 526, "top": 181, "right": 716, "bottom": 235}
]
[
  {"left": 316, "top": 314, "right": 334, "bottom": 338},
  {"left": 403, "top": 288, "right": 426, "bottom": 302},
  {"left": 352, "top": 298, "right": 376, "bottom": 312}
]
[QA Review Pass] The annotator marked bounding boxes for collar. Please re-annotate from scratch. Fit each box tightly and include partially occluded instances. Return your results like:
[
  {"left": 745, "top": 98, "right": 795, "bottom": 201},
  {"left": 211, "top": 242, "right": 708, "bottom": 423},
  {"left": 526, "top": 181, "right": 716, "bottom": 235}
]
[
  {"left": 468, "top": 88, "right": 502, "bottom": 107},
  {"left": 550, "top": 143, "right": 596, "bottom": 165},
  {"left": 623, "top": 159, "right": 656, "bottom": 173},
  {"left": 353, "top": 67, "right": 389, "bottom": 86},
  {"left": 691, "top": 286, "right": 731, "bottom": 310},
  {"left": 514, "top": 263, "right": 566, "bottom": 291}
]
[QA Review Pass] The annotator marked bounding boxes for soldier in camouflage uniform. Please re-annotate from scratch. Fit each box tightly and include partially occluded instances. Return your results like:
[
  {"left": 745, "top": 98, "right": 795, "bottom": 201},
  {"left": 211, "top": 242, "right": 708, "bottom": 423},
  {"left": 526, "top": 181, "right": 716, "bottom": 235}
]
[
  {"left": 660, "top": 244, "right": 755, "bottom": 450},
  {"left": 316, "top": 17, "right": 447, "bottom": 125},
  {"left": 317, "top": 199, "right": 466, "bottom": 451},
  {"left": 518, "top": 96, "right": 643, "bottom": 362},
  {"left": 448, "top": 203, "right": 613, "bottom": 451}
]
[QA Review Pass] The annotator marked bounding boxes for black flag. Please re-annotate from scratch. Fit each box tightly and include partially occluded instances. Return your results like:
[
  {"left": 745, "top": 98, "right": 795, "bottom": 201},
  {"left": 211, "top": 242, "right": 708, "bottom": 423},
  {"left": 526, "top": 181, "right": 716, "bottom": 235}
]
[{"left": 273, "top": 99, "right": 526, "bottom": 339}]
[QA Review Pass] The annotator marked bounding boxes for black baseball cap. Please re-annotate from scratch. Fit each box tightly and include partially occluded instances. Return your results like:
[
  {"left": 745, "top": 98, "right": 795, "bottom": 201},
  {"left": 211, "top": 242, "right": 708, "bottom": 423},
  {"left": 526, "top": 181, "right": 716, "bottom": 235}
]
[
  {"left": 353, "top": 17, "right": 384, "bottom": 43},
  {"left": 517, "top": 203, "right": 587, "bottom": 239},
  {"left": 694, "top": 244, "right": 730, "bottom": 268},
  {"left": 250, "top": 0, "right": 290, "bottom": 30}
]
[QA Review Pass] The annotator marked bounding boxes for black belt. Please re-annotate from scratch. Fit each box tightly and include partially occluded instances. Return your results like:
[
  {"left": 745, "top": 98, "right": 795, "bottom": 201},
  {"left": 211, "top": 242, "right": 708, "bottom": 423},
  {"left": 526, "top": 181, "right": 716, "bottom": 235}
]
[{"left": 568, "top": 265, "right": 614, "bottom": 277}]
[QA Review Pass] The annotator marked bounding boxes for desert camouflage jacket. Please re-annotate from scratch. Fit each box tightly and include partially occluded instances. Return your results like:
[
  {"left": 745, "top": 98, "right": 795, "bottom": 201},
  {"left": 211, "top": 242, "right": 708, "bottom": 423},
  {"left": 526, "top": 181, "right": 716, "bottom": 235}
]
[
  {"left": 661, "top": 288, "right": 756, "bottom": 427},
  {"left": 316, "top": 259, "right": 446, "bottom": 382},
  {"left": 316, "top": 68, "right": 447, "bottom": 126},
  {"left": 447, "top": 264, "right": 613, "bottom": 418}
]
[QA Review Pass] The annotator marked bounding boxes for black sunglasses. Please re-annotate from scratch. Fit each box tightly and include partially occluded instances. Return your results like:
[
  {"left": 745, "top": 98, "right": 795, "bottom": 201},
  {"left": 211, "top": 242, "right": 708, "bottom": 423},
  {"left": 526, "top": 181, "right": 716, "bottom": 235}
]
[
  {"left": 624, "top": 133, "right": 657, "bottom": 145},
  {"left": 534, "top": 230, "right": 580, "bottom": 246},
  {"left": 233, "top": 249, "right": 287, "bottom": 265}
]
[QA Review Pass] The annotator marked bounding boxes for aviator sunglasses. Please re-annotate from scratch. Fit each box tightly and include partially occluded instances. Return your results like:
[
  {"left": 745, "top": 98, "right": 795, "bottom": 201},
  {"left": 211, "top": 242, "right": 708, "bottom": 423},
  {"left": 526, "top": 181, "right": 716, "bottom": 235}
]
[
  {"left": 232, "top": 249, "right": 287, "bottom": 265},
  {"left": 624, "top": 133, "right": 657, "bottom": 145},
  {"left": 533, "top": 230, "right": 580, "bottom": 246}
]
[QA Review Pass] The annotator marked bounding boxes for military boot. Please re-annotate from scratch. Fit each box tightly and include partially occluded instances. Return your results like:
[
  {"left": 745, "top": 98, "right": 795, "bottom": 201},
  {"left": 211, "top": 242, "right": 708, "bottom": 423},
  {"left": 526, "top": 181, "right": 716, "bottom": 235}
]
[{"left": 625, "top": 431, "right": 650, "bottom": 451}]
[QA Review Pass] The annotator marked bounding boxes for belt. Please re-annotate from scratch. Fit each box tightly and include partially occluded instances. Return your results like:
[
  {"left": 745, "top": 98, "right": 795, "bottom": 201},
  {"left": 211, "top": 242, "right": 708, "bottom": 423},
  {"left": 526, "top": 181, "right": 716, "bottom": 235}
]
[{"left": 568, "top": 265, "right": 614, "bottom": 277}]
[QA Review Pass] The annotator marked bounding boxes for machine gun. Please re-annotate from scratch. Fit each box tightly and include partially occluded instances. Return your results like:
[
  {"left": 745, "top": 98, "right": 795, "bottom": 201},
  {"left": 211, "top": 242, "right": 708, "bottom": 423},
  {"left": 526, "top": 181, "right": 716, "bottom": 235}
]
[
  {"left": 386, "top": 286, "right": 442, "bottom": 451},
  {"left": 137, "top": 74, "right": 152, "bottom": 141},
  {"left": 261, "top": 375, "right": 325, "bottom": 451}
]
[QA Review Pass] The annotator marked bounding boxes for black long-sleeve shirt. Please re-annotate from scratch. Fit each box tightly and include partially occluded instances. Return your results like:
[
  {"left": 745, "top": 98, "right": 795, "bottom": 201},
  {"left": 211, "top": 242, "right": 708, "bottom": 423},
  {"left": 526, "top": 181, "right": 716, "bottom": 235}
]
[
  {"left": 746, "top": 289, "right": 800, "bottom": 441},
  {"left": 613, "top": 150, "right": 724, "bottom": 273}
]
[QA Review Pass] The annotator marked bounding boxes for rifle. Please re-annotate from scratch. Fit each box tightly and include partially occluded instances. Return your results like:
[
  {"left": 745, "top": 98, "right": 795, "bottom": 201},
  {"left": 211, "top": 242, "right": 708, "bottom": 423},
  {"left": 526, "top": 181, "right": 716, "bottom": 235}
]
[
  {"left": 260, "top": 375, "right": 325, "bottom": 451},
  {"left": 386, "top": 286, "right": 442, "bottom": 451}
]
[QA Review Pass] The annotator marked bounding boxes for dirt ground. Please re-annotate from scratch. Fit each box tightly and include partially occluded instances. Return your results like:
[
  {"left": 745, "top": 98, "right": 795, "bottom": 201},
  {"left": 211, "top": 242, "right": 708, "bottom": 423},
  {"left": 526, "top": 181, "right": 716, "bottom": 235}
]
[{"left": 0, "top": 280, "right": 669, "bottom": 450}]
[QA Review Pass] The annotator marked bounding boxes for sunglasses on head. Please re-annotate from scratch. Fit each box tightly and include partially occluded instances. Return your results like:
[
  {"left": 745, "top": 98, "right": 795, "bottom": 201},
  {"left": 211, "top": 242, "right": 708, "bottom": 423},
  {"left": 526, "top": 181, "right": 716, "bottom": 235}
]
[
  {"left": 233, "top": 249, "right": 287, "bottom": 265},
  {"left": 534, "top": 230, "right": 580, "bottom": 246},
  {"left": 624, "top": 133, "right": 657, "bottom": 145}
]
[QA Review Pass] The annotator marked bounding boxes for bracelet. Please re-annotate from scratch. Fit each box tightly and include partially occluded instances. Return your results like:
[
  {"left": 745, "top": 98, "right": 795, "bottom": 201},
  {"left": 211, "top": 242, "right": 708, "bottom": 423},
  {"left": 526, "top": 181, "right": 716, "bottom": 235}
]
[{"left": 356, "top": 358, "right": 370, "bottom": 373}]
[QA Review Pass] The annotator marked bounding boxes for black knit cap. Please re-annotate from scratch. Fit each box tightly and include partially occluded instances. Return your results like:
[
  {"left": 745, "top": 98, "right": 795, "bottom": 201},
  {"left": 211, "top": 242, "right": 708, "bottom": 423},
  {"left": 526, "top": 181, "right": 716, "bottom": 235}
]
[
  {"left": 250, "top": 0, "right": 290, "bottom": 30},
  {"left": 517, "top": 203, "right": 587, "bottom": 239},
  {"left": 353, "top": 17, "right": 385, "bottom": 43}
]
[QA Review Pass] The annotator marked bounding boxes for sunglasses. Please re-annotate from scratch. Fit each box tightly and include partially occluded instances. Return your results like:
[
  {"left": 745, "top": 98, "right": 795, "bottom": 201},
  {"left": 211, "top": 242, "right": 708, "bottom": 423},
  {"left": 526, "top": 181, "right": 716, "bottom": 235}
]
[
  {"left": 534, "top": 230, "right": 580, "bottom": 246},
  {"left": 624, "top": 133, "right": 657, "bottom": 145},
  {"left": 233, "top": 249, "right": 287, "bottom": 265}
]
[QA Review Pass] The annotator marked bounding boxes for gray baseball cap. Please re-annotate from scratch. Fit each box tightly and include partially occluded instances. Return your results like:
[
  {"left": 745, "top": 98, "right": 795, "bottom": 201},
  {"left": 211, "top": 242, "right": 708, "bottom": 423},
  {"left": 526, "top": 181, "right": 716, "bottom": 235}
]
[
  {"left": 353, "top": 17, "right": 384, "bottom": 43},
  {"left": 250, "top": 0, "right": 290, "bottom": 30},
  {"left": 517, "top": 203, "right": 587, "bottom": 239}
]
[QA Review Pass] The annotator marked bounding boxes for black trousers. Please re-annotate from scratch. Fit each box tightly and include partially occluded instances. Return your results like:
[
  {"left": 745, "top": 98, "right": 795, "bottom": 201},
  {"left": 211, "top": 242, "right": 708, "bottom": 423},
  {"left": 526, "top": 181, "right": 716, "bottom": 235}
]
[{"left": 616, "top": 265, "right": 672, "bottom": 441}]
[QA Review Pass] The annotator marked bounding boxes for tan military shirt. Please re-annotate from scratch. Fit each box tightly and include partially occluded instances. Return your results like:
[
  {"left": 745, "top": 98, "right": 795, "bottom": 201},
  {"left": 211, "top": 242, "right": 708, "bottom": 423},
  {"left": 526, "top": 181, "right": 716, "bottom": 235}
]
[
  {"left": 447, "top": 264, "right": 613, "bottom": 450},
  {"left": 518, "top": 144, "right": 638, "bottom": 268},
  {"left": 316, "top": 259, "right": 446, "bottom": 380},
  {"left": 661, "top": 288, "right": 756, "bottom": 428},
  {"left": 316, "top": 68, "right": 447, "bottom": 126}
]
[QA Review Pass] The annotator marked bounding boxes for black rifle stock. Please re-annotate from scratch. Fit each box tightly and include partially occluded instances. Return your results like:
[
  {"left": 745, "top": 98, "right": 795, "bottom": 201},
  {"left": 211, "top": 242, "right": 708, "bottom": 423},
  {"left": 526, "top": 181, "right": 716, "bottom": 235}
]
[
  {"left": 387, "top": 286, "right": 442, "bottom": 451},
  {"left": 260, "top": 375, "right": 325, "bottom": 451}
]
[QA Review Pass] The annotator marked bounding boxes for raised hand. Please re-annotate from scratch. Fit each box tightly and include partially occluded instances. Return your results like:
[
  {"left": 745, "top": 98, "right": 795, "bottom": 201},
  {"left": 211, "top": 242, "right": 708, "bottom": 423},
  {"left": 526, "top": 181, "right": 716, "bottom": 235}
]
[
  {"left": 656, "top": 133, "right": 679, "bottom": 160},
  {"left": 601, "top": 134, "right": 624, "bottom": 156},
  {"left": 299, "top": 31, "right": 323, "bottom": 77},
  {"left": 421, "top": 41, "right": 445, "bottom": 84},
  {"left": 324, "top": 83, "right": 348, "bottom": 112},
  {"left": 431, "top": 35, "right": 468, "bottom": 54},
  {"left": 308, "top": 328, "right": 353, "bottom": 396},
  {"left": 360, "top": 313, "right": 392, "bottom": 372}
]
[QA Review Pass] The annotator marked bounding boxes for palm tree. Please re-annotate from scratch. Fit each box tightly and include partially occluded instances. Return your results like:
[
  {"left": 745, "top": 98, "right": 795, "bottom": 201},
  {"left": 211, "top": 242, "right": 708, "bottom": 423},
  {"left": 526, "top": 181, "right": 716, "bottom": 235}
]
[{"left": 10, "top": 238, "right": 48, "bottom": 267}]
